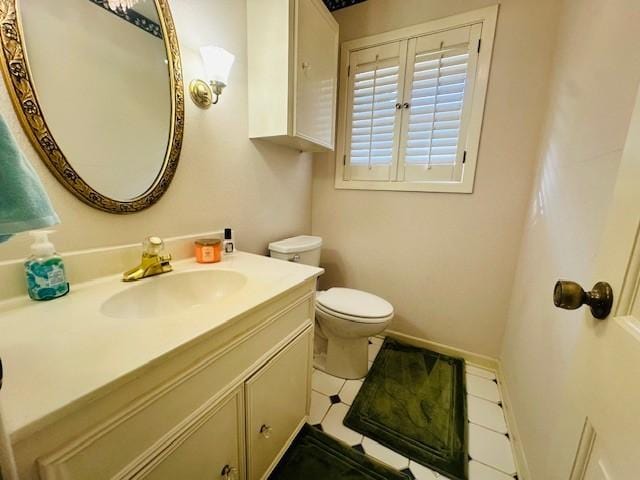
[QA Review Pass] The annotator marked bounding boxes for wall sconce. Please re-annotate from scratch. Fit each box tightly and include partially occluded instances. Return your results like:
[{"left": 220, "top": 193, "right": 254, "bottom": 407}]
[{"left": 189, "top": 46, "right": 235, "bottom": 109}]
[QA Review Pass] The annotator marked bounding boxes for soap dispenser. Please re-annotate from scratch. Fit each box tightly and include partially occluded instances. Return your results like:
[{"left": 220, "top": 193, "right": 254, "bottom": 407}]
[{"left": 24, "top": 230, "right": 69, "bottom": 301}]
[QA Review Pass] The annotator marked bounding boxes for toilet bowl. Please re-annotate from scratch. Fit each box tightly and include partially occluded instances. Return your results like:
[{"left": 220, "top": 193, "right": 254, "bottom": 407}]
[
  {"left": 268, "top": 236, "right": 394, "bottom": 380},
  {"left": 315, "top": 288, "right": 393, "bottom": 379}
]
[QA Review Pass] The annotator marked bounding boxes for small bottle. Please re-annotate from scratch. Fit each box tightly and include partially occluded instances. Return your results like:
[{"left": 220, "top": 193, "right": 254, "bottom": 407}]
[
  {"left": 223, "top": 228, "right": 235, "bottom": 256},
  {"left": 24, "top": 230, "right": 70, "bottom": 301}
]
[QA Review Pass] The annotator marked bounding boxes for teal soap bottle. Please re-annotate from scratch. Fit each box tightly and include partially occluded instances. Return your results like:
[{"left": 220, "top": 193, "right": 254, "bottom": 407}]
[{"left": 24, "top": 231, "right": 69, "bottom": 301}]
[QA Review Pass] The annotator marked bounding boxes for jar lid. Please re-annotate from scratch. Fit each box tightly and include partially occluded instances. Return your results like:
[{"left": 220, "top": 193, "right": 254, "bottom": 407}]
[{"left": 195, "top": 238, "right": 221, "bottom": 246}]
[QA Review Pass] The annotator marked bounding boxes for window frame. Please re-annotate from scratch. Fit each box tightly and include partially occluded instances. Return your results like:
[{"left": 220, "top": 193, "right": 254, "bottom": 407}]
[{"left": 334, "top": 5, "right": 499, "bottom": 194}]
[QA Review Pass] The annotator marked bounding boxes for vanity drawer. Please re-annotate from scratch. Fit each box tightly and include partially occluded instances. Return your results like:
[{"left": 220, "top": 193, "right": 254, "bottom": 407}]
[
  {"left": 245, "top": 327, "right": 313, "bottom": 480},
  {"left": 37, "top": 294, "right": 313, "bottom": 480},
  {"left": 131, "top": 387, "right": 244, "bottom": 480}
]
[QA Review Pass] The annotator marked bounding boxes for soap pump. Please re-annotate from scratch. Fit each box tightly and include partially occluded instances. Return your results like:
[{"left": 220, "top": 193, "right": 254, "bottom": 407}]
[{"left": 24, "top": 230, "right": 69, "bottom": 301}]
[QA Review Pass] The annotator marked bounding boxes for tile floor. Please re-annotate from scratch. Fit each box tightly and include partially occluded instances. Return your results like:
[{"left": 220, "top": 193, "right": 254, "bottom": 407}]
[{"left": 310, "top": 337, "right": 518, "bottom": 480}]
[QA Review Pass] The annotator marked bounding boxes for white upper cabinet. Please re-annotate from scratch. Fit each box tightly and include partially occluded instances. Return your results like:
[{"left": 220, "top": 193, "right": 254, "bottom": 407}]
[{"left": 248, "top": 0, "right": 339, "bottom": 152}]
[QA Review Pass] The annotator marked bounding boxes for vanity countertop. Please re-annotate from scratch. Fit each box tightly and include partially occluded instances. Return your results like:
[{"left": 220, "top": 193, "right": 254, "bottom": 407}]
[{"left": 0, "top": 252, "right": 323, "bottom": 441}]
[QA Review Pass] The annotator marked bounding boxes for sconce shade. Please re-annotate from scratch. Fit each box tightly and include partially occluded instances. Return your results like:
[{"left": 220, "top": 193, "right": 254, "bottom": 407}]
[{"left": 200, "top": 46, "right": 235, "bottom": 85}]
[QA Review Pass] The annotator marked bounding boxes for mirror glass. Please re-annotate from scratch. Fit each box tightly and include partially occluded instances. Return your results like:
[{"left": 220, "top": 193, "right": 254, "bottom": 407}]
[{"left": 20, "top": 0, "right": 173, "bottom": 202}]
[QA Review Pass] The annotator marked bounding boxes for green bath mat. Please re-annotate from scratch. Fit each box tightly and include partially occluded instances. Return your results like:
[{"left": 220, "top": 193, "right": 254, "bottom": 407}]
[
  {"left": 344, "top": 338, "right": 468, "bottom": 480},
  {"left": 269, "top": 424, "right": 408, "bottom": 480}
]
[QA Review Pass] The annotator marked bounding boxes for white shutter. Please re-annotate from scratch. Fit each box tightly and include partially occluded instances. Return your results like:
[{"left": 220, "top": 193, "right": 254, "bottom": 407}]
[
  {"left": 399, "top": 25, "right": 482, "bottom": 183},
  {"left": 345, "top": 42, "right": 407, "bottom": 181}
]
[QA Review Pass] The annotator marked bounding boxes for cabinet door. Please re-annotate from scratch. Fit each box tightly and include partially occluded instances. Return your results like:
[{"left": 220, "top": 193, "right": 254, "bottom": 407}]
[
  {"left": 245, "top": 328, "right": 313, "bottom": 480},
  {"left": 294, "top": 0, "right": 339, "bottom": 149},
  {"left": 133, "top": 388, "right": 244, "bottom": 480}
]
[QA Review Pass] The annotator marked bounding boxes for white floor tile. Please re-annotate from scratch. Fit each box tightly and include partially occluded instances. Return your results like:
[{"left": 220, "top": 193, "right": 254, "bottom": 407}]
[
  {"left": 408, "top": 461, "right": 442, "bottom": 479},
  {"left": 469, "top": 460, "right": 514, "bottom": 480},
  {"left": 339, "top": 380, "right": 363, "bottom": 405},
  {"left": 368, "top": 360, "right": 373, "bottom": 371},
  {"left": 369, "top": 336, "right": 384, "bottom": 346},
  {"left": 312, "top": 369, "right": 345, "bottom": 396},
  {"left": 468, "top": 395, "right": 508, "bottom": 434},
  {"left": 466, "top": 374, "right": 501, "bottom": 403},
  {"left": 466, "top": 365, "right": 497, "bottom": 381},
  {"left": 361, "top": 437, "right": 409, "bottom": 470},
  {"left": 368, "top": 342, "right": 382, "bottom": 362},
  {"left": 469, "top": 424, "right": 516, "bottom": 476},
  {"left": 321, "top": 403, "right": 363, "bottom": 446},
  {"left": 309, "top": 391, "right": 331, "bottom": 425}
]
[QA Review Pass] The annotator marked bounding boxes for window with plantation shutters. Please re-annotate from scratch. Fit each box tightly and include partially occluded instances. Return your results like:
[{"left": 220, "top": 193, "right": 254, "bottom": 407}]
[{"left": 336, "top": 8, "right": 496, "bottom": 193}]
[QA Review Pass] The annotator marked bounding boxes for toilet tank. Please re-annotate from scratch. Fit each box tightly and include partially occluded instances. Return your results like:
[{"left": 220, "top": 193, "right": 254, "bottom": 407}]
[{"left": 268, "top": 236, "right": 322, "bottom": 266}]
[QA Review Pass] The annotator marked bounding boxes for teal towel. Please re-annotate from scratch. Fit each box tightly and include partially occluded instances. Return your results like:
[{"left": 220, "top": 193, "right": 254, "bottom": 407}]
[{"left": 0, "top": 114, "right": 59, "bottom": 243}]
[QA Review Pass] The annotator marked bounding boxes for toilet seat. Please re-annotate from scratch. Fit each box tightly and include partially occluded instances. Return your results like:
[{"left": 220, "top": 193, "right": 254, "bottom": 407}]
[
  {"left": 316, "top": 288, "right": 394, "bottom": 324},
  {"left": 316, "top": 302, "right": 393, "bottom": 324}
]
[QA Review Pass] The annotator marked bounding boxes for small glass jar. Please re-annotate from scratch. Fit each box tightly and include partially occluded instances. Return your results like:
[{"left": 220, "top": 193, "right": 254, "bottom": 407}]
[{"left": 195, "top": 239, "right": 222, "bottom": 263}]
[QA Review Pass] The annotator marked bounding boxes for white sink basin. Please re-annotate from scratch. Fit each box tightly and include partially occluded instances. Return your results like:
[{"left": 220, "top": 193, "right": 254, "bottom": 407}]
[{"left": 101, "top": 270, "right": 248, "bottom": 320}]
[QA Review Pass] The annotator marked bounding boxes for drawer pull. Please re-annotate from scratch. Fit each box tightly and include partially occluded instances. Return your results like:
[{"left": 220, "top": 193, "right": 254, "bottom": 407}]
[
  {"left": 260, "top": 424, "right": 273, "bottom": 439},
  {"left": 221, "top": 465, "right": 238, "bottom": 479}
]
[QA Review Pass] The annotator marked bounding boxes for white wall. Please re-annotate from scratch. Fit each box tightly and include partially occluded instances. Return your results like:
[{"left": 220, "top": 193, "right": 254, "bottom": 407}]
[
  {"left": 311, "top": 0, "right": 561, "bottom": 357},
  {"left": 500, "top": 0, "right": 640, "bottom": 477},
  {"left": 0, "top": 0, "right": 312, "bottom": 261}
]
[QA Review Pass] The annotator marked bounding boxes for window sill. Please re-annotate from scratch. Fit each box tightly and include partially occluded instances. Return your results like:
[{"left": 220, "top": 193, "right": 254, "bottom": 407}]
[{"left": 334, "top": 178, "right": 474, "bottom": 193}]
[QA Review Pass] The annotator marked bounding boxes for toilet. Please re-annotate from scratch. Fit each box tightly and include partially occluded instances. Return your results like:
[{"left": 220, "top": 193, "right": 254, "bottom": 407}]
[{"left": 269, "top": 236, "right": 393, "bottom": 379}]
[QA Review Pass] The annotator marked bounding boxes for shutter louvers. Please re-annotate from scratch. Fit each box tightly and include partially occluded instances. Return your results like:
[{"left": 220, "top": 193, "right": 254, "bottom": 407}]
[
  {"left": 399, "top": 25, "right": 480, "bottom": 184},
  {"left": 350, "top": 64, "right": 399, "bottom": 167},
  {"left": 345, "top": 42, "right": 406, "bottom": 181},
  {"left": 404, "top": 48, "right": 469, "bottom": 167}
]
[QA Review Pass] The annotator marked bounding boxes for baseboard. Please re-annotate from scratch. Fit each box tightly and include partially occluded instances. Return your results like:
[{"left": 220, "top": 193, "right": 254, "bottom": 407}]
[
  {"left": 497, "top": 362, "right": 531, "bottom": 480},
  {"left": 384, "top": 330, "right": 499, "bottom": 370}
]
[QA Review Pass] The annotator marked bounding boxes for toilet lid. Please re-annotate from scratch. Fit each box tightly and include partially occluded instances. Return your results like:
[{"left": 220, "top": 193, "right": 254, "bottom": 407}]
[{"left": 316, "top": 288, "right": 394, "bottom": 319}]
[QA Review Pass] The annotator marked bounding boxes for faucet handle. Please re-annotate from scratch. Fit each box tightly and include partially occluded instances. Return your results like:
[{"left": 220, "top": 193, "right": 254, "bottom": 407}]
[{"left": 143, "top": 236, "right": 164, "bottom": 255}]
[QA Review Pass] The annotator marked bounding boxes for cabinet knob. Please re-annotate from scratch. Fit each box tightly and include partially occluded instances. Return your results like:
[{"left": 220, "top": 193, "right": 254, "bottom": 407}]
[
  {"left": 221, "top": 465, "right": 238, "bottom": 480},
  {"left": 260, "top": 424, "right": 273, "bottom": 439}
]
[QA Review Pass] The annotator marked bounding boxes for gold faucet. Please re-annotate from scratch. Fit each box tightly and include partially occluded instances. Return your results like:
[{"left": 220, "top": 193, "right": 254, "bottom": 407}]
[{"left": 123, "top": 236, "right": 173, "bottom": 282}]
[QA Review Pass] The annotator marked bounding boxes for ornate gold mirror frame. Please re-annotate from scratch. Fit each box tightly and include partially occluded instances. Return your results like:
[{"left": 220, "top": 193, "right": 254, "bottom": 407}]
[{"left": 0, "top": 0, "right": 184, "bottom": 214}]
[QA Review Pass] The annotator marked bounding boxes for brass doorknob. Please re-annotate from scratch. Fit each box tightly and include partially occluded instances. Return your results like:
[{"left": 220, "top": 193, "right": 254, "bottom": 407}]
[{"left": 553, "top": 280, "right": 614, "bottom": 320}]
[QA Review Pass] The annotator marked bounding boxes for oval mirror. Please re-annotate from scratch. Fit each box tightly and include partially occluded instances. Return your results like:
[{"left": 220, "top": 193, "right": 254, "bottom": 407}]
[{"left": 0, "top": 0, "right": 184, "bottom": 213}]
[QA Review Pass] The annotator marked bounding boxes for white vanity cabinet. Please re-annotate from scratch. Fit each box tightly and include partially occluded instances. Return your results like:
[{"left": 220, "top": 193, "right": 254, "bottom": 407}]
[
  {"left": 247, "top": 0, "right": 339, "bottom": 152},
  {"left": 15, "top": 281, "right": 317, "bottom": 480},
  {"left": 138, "top": 329, "right": 313, "bottom": 480}
]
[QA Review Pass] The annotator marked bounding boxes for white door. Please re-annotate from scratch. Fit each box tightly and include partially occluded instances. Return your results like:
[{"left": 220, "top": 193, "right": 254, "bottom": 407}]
[{"left": 564, "top": 86, "right": 640, "bottom": 479}]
